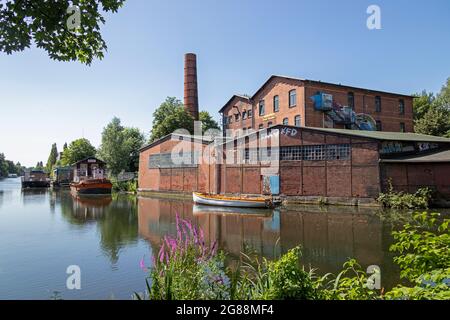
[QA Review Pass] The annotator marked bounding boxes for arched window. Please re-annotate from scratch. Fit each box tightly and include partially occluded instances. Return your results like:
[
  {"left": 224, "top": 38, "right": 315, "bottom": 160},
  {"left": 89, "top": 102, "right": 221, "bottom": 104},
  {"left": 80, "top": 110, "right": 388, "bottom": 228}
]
[
  {"left": 283, "top": 118, "right": 289, "bottom": 125},
  {"left": 273, "top": 95, "right": 279, "bottom": 112},
  {"left": 289, "top": 90, "right": 297, "bottom": 107},
  {"left": 259, "top": 100, "right": 265, "bottom": 116}
]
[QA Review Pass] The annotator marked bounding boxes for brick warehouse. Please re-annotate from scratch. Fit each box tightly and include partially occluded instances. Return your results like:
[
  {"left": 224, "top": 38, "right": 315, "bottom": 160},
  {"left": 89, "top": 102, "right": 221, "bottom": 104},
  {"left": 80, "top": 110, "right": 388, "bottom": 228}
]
[
  {"left": 139, "top": 125, "right": 450, "bottom": 206},
  {"left": 138, "top": 54, "right": 450, "bottom": 206}
]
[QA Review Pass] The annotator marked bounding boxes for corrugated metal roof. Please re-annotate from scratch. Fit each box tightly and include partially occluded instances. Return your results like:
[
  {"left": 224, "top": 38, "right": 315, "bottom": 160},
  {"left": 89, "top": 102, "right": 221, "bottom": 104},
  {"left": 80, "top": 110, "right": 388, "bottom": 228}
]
[
  {"left": 303, "top": 127, "right": 450, "bottom": 143},
  {"left": 381, "top": 149, "right": 450, "bottom": 163}
]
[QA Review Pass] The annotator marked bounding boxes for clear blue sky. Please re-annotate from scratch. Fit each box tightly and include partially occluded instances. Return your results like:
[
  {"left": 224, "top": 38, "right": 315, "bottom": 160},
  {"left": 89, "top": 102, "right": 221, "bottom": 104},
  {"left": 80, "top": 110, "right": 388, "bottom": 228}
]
[{"left": 1, "top": 0, "right": 449, "bottom": 167}]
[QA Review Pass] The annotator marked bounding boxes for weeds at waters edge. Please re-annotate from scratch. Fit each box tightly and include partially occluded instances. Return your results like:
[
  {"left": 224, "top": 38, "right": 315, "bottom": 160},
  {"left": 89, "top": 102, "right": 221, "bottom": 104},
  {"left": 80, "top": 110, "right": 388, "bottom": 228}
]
[
  {"left": 377, "top": 181, "right": 432, "bottom": 210},
  {"left": 135, "top": 212, "right": 450, "bottom": 300}
]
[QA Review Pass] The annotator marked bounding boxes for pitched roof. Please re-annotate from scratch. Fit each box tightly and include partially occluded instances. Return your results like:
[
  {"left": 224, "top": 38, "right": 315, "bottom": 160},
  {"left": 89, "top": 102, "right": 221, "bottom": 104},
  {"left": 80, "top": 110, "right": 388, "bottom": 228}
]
[
  {"left": 251, "top": 75, "right": 414, "bottom": 100},
  {"left": 381, "top": 149, "right": 450, "bottom": 163},
  {"left": 72, "top": 156, "right": 106, "bottom": 166},
  {"left": 219, "top": 94, "right": 251, "bottom": 113},
  {"left": 139, "top": 132, "right": 216, "bottom": 153},
  {"left": 302, "top": 127, "right": 450, "bottom": 143}
]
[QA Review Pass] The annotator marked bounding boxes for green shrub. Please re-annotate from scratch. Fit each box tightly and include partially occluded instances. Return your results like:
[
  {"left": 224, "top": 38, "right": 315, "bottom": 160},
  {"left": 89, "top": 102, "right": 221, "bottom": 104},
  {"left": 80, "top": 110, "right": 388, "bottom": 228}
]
[
  {"left": 136, "top": 212, "right": 449, "bottom": 301},
  {"left": 236, "top": 247, "right": 320, "bottom": 300},
  {"left": 377, "top": 182, "right": 432, "bottom": 209},
  {"left": 314, "top": 259, "right": 381, "bottom": 300},
  {"left": 112, "top": 179, "right": 137, "bottom": 193},
  {"left": 384, "top": 212, "right": 450, "bottom": 300}
]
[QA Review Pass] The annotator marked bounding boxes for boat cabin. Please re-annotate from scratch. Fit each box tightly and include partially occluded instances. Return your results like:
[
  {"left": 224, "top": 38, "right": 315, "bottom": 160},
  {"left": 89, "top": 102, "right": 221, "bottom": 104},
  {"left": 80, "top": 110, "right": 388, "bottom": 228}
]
[
  {"left": 52, "top": 166, "right": 74, "bottom": 187},
  {"left": 72, "top": 157, "right": 107, "bottom": 182},
  {"left": 22, "top": 170, "right": 50, "bottom": 188}
]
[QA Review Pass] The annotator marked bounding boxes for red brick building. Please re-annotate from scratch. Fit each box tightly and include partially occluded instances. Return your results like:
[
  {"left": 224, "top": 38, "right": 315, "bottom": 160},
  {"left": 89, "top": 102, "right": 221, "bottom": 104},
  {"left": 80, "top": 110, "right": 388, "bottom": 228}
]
[
  {"left": 138, "top": 55, "right": 450, "bottom": 206},
  {"left": 220, "top": 76, "right": 414, "bottom": 134},
  {"left": 139, "top": 126, "right": 450, "bottom": 206}
]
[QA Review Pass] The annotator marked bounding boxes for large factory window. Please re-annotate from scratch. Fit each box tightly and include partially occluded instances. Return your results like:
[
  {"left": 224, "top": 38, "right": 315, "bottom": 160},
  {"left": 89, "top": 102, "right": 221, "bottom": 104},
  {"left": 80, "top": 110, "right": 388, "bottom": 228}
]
[
  {"left": 149, "top": 152, "right": 200, "bottom": 168},
  {"left": 280, "top": 144, "right": 351, "bottom": 161}
]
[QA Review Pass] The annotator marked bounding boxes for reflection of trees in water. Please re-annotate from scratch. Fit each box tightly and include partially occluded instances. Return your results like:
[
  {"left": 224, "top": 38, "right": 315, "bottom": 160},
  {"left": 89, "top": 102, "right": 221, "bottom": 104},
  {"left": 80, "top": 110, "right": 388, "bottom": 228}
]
[
  {"left": 97, "top": 197, "right": 139, "bottom": 264},
  {"left": 59, "top": 194, "right": 139, "bottom": 264}
]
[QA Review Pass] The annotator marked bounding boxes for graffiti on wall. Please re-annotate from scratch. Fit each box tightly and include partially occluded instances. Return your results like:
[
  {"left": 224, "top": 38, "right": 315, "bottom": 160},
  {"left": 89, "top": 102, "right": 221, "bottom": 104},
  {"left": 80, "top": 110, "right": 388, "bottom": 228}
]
[
  {"left": 280, "top": 127, "right": 298, "bottom": 137},
  {"left": 380, "top": 141, "right": 415, "bottom": 154},
  {"left": 417, "top": 142, "right": 439, "bottom": 152}
]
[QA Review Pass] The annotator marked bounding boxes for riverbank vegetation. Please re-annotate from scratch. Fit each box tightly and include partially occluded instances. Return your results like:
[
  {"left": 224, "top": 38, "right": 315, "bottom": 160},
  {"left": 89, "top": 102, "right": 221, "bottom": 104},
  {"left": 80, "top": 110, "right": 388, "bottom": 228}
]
[
  {"left": 377, "top": 183, "right": 433, "bottom": 209},
  {"left": 136, "top": 212, "right": 449, "bottom": 300},
  {"left": 0, "top": 153, "right": 26, "bottom": 177},
  {"left": 111, "top": 178, "right": 138, "bottom": 194}
]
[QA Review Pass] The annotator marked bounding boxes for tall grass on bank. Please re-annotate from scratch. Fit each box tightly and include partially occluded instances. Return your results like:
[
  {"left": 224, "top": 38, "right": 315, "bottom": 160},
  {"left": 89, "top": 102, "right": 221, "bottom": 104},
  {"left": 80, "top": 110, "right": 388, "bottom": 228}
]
[{"left": 136, "top": 212, "right": 449, "bottom": 300}]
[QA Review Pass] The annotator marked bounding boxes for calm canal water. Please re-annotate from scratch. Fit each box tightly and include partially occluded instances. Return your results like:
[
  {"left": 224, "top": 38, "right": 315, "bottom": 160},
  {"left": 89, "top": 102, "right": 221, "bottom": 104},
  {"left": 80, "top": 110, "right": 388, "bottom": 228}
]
[{"left": 1, "top": 177, "right": 433, "bottom": 299}]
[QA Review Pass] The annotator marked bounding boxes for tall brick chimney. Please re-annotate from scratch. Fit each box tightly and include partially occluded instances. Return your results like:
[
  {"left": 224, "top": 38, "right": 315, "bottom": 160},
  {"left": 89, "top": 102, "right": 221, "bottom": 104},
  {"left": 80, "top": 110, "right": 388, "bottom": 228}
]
[{"left": 184, "top": 53, "right": 199, "bottom": 120}]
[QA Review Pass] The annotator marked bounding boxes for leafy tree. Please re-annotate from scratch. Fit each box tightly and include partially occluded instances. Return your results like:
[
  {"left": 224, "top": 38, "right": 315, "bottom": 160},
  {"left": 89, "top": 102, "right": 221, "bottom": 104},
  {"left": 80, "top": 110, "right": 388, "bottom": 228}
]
[
  {"left": 35, "top": 161, "right": 44, "bottom": 171},
  {"left": 123, "top": 127, "right": 145, "bottom": 172},
  {"left": 46, "top": 143, "right": 58, "bottom": 173},
  {"left": 414, "top": 106, "right": 450, "bottom": 137},
  {"left": 199, "top": 111, "right": 220, "bottom": 133},
  {"left": 149, "top": 97, "right": 221, "bottom": 142},
  {"left": 150, "top": 107, "right": 194, "bottom": 142},
  {"left": 0, "top": 0, "right": 126, "bottom": 65},
  {"left": 0, "top": 153, "right": 8, "bottom": 177},
  {"left": 97, "top": 117, "right": 144, "bottom": 175},
  {"left": 61, "top": 138, "right": 96, "bottom": 165},
  {"left": 413, "top": 77, "right": 450, "bottom": 137},
  {"left": 412, "top": 90, "right": 435, "bottom": 120}
]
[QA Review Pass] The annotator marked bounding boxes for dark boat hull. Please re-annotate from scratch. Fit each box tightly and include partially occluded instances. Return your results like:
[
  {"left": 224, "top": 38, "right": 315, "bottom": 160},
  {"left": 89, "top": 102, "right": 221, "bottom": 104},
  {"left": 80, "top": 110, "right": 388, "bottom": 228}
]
[
  {"left": 22, "top": 181, "right": 50, "bottom": 188},
  {"left": 73, "top": 187, "right": 112, "bottom": 195}
]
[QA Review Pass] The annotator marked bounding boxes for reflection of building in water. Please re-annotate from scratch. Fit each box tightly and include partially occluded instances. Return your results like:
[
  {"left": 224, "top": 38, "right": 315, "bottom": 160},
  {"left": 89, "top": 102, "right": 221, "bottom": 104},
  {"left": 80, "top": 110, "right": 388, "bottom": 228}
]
[
  {"left": 138, "top": 197, "right": 398, "bottom": 288},
  {"left": 138, "top": 197, "right": 278, "bottom": 259},
  {"left": 71, "top": 195, "right": 113, "bottom": 220},
  {"left": 21, "top": 189, "right": 48, "bottom": 205}
]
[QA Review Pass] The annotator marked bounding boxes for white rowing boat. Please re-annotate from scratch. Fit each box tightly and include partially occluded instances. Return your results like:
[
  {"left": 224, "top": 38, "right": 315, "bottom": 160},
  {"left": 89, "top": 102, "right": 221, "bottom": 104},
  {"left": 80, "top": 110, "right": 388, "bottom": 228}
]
[{"left": 193, "top": 192, "right": 272, "bottom": 208}]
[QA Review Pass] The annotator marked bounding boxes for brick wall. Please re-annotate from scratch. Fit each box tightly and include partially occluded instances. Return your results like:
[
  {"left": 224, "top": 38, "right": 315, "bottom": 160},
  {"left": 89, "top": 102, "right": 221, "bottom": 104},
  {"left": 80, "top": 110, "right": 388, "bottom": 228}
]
[
  {"left": 380, "top": 162, "right": 450, "bottom": 198},
  {"left": 220, "top": 127, "right": 382, "bottom": 199},
  {"left": 138, "top": 138, "right": 209, "bottom": 192},
  {"left": 221, "top": 76, "right": 414, "bottom": 133}
]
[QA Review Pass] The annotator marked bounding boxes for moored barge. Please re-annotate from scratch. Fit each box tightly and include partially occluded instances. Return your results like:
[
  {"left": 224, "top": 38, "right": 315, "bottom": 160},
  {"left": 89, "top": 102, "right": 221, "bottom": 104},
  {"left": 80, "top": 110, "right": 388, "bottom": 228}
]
[
  {"left": 21, "top": 170, "right": 50, "bottom": 188},
  {"left": 70, "top": 157, "right": 112, "bottom": 195}
]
